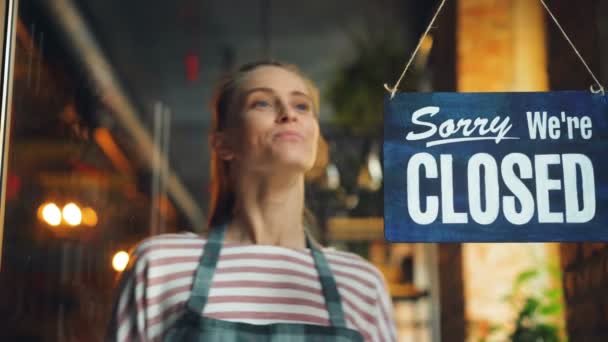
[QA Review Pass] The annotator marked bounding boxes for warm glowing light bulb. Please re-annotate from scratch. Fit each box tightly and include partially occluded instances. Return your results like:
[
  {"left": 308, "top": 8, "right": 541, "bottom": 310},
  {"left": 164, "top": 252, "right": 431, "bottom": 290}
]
[
  {"left": 62, "top": 203, "right": 82, "bottom": 226},
  {"left": 81, "top": 207, "right": 98, "bottom": 227},
  {"left": 112, "top": 251, "right": 130, "bottom": 272},
  {"left": 40, "top": 203, "right": 62, "bottom": 226}
]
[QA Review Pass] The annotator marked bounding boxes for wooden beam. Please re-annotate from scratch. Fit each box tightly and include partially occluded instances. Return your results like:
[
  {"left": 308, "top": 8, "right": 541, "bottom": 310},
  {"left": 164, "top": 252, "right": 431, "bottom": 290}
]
[{"left": 326, "top": 216, "right": 384, "bottom": 241}]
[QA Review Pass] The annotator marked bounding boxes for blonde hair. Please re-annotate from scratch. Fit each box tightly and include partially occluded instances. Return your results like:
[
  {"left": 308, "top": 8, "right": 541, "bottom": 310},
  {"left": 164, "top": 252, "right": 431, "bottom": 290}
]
[{"left": 208, "top": 61, "right": 322, "bottom": 231}]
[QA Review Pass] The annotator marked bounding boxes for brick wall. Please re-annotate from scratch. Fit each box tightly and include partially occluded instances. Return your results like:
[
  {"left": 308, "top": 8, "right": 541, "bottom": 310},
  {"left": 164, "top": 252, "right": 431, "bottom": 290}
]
[
  {"left": 456, "top": 1, "right": 557, "bottom": 340},
  {"left": 457, "top": 0, "right": 513, "bottom": 92}
]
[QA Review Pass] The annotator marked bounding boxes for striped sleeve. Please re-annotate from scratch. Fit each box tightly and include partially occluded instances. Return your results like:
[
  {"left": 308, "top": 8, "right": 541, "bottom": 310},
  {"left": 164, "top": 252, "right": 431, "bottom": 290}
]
[
  {"left": 372, "top": 265, "right": 398, "bottom": 342},
  {"left": 107, "top": 244, "right": 148, "bottom": 342},
  {"left": 324, "top": 249, "right": 398, "bottom": 342},
  {"left": 107, "top": 233, "right": 206, "bottom": 341},
  {"left": 107, "top": 262, "right": 135, "bottom": 340}
]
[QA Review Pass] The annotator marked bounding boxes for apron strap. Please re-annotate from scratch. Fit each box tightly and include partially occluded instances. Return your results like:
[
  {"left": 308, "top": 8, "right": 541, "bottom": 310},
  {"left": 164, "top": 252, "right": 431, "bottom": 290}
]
[
  {"left": 185, "top": 223, "right": 348, "bottom": 328},
  {"left": 308, "top": 236, "right": 347, "bottom": 328},
  {"left": 186, "top": 223, "right": 226, "bottom": 314}
]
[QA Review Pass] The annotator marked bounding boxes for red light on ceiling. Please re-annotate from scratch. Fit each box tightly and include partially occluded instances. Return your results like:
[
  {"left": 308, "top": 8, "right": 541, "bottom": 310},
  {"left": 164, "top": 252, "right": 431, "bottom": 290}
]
[
  {"left": 185, "top": 53, "right": 200, "bottom": 82},
  {"left": 6, "top": 173, "right": 20, "bottom": 200}
]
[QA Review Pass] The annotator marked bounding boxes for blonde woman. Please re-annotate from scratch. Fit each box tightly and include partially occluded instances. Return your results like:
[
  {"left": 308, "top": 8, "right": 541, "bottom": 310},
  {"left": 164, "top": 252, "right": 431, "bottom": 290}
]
[{"left": 108, "top": 61, "right": 397, "bottom": 341}]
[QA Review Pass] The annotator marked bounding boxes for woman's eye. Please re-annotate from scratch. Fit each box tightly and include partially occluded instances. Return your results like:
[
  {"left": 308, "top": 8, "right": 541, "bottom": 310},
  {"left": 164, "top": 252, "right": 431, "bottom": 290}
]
[
  {"left": 251, "top": 100, "right": 271, "bottom": 109},
  {"left": 294, "top": 103, "right": 310, "bottom": 112}
]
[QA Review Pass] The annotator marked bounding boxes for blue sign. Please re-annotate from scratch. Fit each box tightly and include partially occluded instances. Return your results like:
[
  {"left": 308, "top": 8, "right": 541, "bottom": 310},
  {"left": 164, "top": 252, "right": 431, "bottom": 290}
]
[{"left": 384, "top": 91, "right": 608, "bottom": 242}]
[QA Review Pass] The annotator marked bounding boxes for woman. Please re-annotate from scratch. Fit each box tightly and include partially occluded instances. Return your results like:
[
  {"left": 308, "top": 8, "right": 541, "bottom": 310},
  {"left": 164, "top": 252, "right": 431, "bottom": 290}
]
[{"left": 108, "top": 61, "right": 397, "bottom": 341}]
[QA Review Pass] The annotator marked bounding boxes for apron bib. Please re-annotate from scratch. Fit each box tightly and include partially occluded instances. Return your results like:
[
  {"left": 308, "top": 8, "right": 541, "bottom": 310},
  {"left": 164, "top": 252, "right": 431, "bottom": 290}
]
[{"left": 163, "top": 224, "right": 365, "bottom": 341}]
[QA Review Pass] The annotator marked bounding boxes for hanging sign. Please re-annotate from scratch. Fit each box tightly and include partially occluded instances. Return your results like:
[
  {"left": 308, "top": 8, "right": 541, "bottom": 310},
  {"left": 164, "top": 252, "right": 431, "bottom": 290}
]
[{"left": 384, "top": 91, "right": 608, "bottom": 242}]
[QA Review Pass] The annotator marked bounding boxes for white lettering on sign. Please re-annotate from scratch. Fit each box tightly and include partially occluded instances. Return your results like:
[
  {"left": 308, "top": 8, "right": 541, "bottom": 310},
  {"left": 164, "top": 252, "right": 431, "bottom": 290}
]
[
  {"left": 405, "top": 106, "right": 519, "bottom": 147},
  {"left": 407, "top": 153, "right": 439, "bottom": 224},
  {"left": 534, "top": 155, "right": 563, "bottom": 223},
  {"left": 440, "top": 155, "right": 467, "bottom": 223},
  {"left": 406, "top": 153, "right": 596, "bottom": 225},
  {"left": 526, "top": 111, "right": 593, "bottom": 140},
  {"left": 501, "top": 153, "right": 535, "bottom": 225},
  {"left": 563, "top": 154, "right": 595, "bottom": 222},
  {"left": 467, "top": 153, "right": 500, "bottom": 225}
]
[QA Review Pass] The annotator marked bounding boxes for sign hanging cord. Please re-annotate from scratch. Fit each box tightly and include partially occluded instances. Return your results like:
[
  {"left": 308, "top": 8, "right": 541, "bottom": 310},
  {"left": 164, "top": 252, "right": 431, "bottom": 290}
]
[
  {"left": 384, "top": 0, "right": 606, "bottom": 98},
  {"left": 539, "top": 0, "right": 604, "bottom": 95},
  {"left": 384, "top": 0, "right": 447, "bottom": 99}
]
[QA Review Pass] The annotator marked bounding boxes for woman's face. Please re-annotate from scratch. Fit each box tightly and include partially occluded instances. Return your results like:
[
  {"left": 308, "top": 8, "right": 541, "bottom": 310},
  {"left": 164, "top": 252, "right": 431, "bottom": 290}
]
[{"left": 226, "top": 65, "right": 320, "bottom": 174}]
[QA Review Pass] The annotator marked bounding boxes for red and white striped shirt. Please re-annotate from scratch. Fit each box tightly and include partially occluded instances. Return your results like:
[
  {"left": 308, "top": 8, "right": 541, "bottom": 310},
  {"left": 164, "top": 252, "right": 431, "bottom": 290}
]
[{"left": 108, "top": 233, "right": 397, "bottom": 342}]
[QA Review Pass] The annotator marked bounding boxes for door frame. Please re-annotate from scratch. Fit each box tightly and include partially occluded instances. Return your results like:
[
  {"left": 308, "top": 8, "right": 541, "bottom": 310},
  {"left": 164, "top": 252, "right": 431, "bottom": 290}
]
[{"left": 0, "top": 0, "right": 18, "bottom": 268}]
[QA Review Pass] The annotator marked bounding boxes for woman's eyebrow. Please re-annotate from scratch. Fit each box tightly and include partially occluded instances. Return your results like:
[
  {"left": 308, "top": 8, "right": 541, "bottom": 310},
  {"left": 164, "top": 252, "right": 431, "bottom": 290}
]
[
  {"left": 243, "top": 87, "right": 311, "bottom": 101},
  {"left": 290, "top": 91, "right": 312, "bottom": 101},
  {"left": 243, "top": 87, "right": 275, "bottom": 97}
]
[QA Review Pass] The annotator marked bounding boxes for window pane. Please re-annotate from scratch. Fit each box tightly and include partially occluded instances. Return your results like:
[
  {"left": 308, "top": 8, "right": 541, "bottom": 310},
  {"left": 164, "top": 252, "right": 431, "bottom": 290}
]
[{"left": 0, "top": 1, "right": 437, "bottom": 341}]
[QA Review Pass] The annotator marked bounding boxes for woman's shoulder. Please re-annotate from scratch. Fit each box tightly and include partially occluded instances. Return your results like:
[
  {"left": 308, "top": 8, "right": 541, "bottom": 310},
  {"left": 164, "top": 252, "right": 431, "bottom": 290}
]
[
  {"left": 323, "top": 247, "right": 397, "bottom": 340},
  {"left": 135, "top": 231, "right": 204, "bottom": 249},
  {"left": 322, "top": 247, "right": 380, "bottom": 273},
  {"left": 127, "top": 232, "right": 206, "bottom": 266},
  {"left": 321, "top": 247, "right": 388, "bottom": 291}
]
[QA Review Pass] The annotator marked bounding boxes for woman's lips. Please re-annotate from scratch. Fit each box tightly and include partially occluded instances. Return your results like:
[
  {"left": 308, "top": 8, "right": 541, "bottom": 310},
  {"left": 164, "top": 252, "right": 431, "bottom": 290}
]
[{"left": 273, "top": 130, "right": 304, "bottom": 141}]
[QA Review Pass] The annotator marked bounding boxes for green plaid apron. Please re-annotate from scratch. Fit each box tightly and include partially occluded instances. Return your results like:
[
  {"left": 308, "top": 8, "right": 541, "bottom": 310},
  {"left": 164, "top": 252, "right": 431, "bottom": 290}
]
[{"left": 163, "top": 224, "right": 365, "bottom": 341}]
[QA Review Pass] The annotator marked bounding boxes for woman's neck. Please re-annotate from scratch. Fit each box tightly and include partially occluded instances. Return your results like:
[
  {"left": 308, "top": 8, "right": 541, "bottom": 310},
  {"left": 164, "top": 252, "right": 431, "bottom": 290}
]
[{"left": 226, "top": 171, "right": 307, "bottom": 249}]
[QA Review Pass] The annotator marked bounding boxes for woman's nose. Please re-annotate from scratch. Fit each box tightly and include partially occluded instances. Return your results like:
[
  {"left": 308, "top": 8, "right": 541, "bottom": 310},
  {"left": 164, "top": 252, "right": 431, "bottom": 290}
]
[{"left": 276, "top": 103, "right": 297, "bottom": 123}]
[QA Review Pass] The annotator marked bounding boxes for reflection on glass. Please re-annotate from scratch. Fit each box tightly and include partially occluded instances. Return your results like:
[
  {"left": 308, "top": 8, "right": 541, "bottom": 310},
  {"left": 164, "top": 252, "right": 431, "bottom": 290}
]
[
  {"left": 81, "top": 207, "right": 98, "bottom": 227},
  {"left": 39, "top": 202, "right": 62, "bottom": 226},
  {"left": 111, "top": 251, "right": 129, "bottom": 272},
  {"left": 0, "top": 0, "right": 439, "bottom": 340},
  {"left": 0, "top": 1, "right": 181, "bottom": 340},
  {"left": 62, "top": 203, "right": 82, "bottom": 226}
]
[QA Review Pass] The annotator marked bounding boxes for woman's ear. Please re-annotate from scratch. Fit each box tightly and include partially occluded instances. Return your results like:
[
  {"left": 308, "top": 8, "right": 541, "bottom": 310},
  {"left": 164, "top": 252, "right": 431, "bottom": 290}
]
[{"left": 210, "top": 132, "right": 235, "bottom": 161}]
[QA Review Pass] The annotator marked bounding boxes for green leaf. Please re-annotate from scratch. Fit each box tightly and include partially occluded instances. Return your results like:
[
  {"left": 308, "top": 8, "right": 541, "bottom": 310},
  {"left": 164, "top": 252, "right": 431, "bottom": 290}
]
[
  {"left": 546, "top": 263, "right": 562, "bottom": 279},
  {"left": 539, "top": 302, "right": 563, "bottom": 315},
  {"left": 325, "top": 31, "right": 415, "bottom": 138},
  {"left": 514, "top": 270, "right": 539, "bottom": 290},
  {"left": 544, "top": 288, "right": 561, "bottom": 300},
  {"left": 520, "top": 298, "right": 540, "bottom": 318}
]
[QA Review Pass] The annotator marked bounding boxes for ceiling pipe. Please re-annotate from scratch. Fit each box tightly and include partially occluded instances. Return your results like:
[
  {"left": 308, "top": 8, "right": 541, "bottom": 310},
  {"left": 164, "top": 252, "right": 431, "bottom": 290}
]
[{"left": 42, "top": 0, "right": 205, "bottom": 230}]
